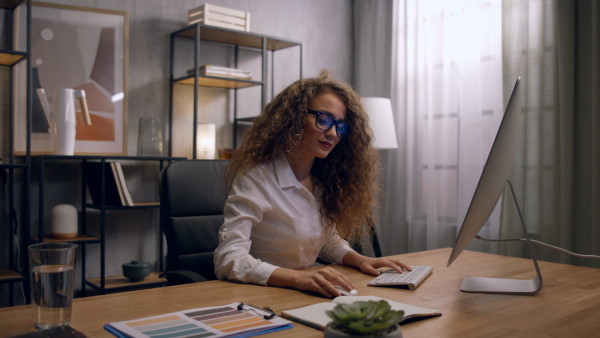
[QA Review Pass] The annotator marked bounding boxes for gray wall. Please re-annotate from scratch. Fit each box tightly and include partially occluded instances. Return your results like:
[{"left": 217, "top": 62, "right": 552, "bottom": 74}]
[{"left": 1, "top": 0, "right": 354, "bottom": 303}]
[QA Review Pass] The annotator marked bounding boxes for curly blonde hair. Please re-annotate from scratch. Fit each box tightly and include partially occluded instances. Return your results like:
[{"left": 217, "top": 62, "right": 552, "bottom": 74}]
[{"left": 225, "top": 70, "right": 380, "bottom": 241}]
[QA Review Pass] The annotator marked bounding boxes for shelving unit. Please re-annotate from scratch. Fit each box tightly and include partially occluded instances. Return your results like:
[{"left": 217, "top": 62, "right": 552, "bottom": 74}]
[
  {"left": 0, "top": 51, "right": 27, "bottom": 65},
  {"left": 0, "top": 0, "right": 31, "bottom": 307},
  {"left": 30, "top": 155, "right": 185, "bottom": 295},
  {"left": 169, "top": 24, "right": 302, "bottom": 155}
]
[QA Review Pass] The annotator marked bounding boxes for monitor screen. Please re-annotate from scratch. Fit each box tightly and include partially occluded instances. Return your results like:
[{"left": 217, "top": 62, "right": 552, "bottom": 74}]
[{"left": 447, "top": 77, "right": 523, "bottom": 267}]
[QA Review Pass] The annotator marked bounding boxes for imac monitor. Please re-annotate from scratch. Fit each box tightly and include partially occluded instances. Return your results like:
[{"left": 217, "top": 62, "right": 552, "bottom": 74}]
[{"left": 447, "top": 77, "right": 543, "bottom": 295}]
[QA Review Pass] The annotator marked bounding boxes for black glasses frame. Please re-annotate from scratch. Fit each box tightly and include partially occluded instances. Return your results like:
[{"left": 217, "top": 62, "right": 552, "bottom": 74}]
[{"left": 307, "top": 109, "right": 350, "bottom": 138}]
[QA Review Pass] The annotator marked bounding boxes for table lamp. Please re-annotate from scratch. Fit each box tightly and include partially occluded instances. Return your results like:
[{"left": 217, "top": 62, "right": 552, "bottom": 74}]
[
  {"left": 196, "top": 123, "right": 216, "bottom": 159},
  {"left": 361, "top": 97, "right": 398, "bottom": 149},
  {"left": 360, "top": 97, "right": 398, "bottom": 257}
]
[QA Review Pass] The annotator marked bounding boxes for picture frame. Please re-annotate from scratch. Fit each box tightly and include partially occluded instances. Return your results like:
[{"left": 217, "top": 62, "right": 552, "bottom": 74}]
[{"left": 14, "top": 2, "right": 129, "bottom": 155}]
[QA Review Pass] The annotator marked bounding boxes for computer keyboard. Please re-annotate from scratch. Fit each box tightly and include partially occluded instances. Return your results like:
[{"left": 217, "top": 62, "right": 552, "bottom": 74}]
[{"left": 367, "top": 265, "right": 433, "bottom": 290}]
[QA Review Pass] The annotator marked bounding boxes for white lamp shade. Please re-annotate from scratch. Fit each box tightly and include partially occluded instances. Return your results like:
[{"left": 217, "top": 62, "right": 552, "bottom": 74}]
[
  {"left": 196, "top": 123, "right": 216, "bottom": 159},
  {"left": 361, "top": 97, "right": 398, "bottom": 149}
]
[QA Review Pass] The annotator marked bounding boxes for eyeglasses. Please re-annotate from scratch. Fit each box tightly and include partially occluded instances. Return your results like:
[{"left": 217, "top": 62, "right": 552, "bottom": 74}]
[{"left": 307, "top": 110, "right": 350, "bottom": 138}]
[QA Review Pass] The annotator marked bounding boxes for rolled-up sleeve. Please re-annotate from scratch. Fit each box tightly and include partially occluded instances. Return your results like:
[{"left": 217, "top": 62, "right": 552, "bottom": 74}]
[
  {"left": 213, "top": 171, "right": 278, "bottom": 285},
  {"left": 318, "top": 228, "right": 354, "bottom": 264}
]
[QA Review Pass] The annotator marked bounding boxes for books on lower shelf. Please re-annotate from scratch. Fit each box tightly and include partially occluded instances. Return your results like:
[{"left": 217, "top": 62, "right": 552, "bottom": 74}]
[
  {"left": 112, "top": 162, "right": 134, "bottom": 207},
  {"left": 187, "top": 65, "right": 253, "bottom": 80},
  {"left": 82, "top": 161, "right": 134, "bottom": 207},
  {"left": 280, "top": 295, "right": 441, "bottom": 331},
  {"left": 104, "top": 302, "right": 293, "bottom": 338}
]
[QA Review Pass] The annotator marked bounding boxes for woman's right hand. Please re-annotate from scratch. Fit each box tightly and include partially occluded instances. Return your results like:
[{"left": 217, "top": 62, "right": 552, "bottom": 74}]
[{"left": 267, "top": 266, "right": 354, "bottom": 298}]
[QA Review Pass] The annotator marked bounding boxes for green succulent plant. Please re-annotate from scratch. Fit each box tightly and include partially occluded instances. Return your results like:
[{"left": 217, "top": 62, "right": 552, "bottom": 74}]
[{"left": 325, "top": 300, "right": 405, "bottom": 335}]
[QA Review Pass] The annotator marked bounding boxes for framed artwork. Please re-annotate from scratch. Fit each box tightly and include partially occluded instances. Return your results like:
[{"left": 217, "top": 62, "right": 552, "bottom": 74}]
[{"left": 14, "top": 2, "right": 129, "bottom": 155}]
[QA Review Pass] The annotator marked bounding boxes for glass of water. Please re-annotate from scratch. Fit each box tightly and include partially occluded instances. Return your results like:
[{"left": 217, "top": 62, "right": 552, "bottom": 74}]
[{"left": 28, "top": 243, "right": 77, "bottom": 330}]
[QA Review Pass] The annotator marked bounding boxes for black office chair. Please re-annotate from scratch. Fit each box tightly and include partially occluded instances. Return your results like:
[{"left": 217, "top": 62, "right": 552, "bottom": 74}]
[{"left": 158, "top": 159, "right": 229, "bottom": 285}]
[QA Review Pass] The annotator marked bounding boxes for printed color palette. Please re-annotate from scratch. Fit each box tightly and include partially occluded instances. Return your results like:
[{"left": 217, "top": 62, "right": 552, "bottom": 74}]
[{"left": 105, "top": 303, "right": 293, "bottom": 338}]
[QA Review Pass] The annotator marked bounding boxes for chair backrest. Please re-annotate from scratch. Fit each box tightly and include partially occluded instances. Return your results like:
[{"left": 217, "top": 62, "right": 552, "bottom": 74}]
[{"left": 159, "top": 159, "right": 228, "bottom": 280}]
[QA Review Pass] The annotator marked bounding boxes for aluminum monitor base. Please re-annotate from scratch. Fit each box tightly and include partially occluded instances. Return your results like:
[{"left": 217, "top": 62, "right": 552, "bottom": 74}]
[
  {"left": 460, "top": 180, "right": 544, "bottom": 296},
  {"left": 460, "top": 276, "right": 542, "bottom": 295}
]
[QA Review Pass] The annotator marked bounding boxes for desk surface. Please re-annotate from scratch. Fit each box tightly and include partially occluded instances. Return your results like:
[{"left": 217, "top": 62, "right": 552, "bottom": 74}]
[{"left": 2, "top": 248, "right": 599, "bottom": 337}]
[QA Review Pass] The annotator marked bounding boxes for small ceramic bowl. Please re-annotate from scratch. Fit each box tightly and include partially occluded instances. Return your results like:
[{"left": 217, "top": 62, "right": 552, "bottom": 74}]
[{"left": 122, "top": 261, "right": 151, "bottom": 282}]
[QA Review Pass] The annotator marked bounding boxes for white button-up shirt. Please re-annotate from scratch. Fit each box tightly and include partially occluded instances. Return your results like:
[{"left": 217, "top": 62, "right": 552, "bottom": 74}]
[{"left": 213, "top": 156, "right": 353, "bottom": 285}]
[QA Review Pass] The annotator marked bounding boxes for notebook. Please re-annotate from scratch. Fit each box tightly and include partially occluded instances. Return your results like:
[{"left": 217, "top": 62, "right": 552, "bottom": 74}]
[
  {"left": 104, "top": 302, "right": 293, "bottom": 338},
  {"left": 281, "top": 295, "right": 441, "bottom": 331}
]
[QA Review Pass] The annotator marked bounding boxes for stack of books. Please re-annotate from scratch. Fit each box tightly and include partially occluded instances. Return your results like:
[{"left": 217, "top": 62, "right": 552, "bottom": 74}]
[
  {"left": 187, "top": 65, "right": 252, "bottom": 80},
  {"left": 82, "top": 161, "right": 134, "bottom": 207}
]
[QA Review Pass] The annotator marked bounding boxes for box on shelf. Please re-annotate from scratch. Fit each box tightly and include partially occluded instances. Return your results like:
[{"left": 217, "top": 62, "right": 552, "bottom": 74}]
[{"left": 188, "top": 3, "right": 250, "bottom": 32}]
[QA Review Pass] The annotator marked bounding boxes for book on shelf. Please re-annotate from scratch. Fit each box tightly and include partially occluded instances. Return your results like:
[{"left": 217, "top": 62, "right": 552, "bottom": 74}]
[
  {"left": 280, "top": 295, "right": 441, "bottom": 331},
  {"left": 109, "top": 162, "right": 127, "bottom": 206},
  {"left": 187, "top": 65, "right": 253, "bottom": 80},
  {"left": 200, "top": 64, "right": 252, "bottom": 74},
  {"left": 104, "top": 302, "right": 293, "bottom": 338},
  {"left": 82, "top": 161, "right": 133, "bottom": 207},
  {"left": 111, "top": 162, "right": 134, "bottom": 207}
]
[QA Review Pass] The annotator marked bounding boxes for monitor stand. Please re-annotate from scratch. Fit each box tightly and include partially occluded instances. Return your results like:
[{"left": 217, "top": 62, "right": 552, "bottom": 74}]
[{"left": 460, "top": 180, "right": 543, "bottom": 295}]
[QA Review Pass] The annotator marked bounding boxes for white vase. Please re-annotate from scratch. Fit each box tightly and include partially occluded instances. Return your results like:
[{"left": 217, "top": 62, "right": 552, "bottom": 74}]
[
  {"left": 137, "top": 117, "right": 163, "bottom": 156},
  {"left": 52, "top": 88, "right": 77, "bottom": 155},
  {"left": 50, "top": 204, "right": 78, "bottom": 239}
]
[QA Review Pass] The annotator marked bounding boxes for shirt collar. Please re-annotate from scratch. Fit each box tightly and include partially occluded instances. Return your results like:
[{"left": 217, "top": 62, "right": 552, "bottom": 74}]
[
  {"left": 274, "top": 155, "right": 301, "bottom": 189},
  {"left": 274, "top": 156, "right": 322, "bottom": 201}
]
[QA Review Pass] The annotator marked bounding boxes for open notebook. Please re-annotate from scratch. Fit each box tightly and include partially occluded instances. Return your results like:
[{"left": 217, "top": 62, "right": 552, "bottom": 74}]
[{"left": 281, "top": 295, "right": 441, "bottom": 331}]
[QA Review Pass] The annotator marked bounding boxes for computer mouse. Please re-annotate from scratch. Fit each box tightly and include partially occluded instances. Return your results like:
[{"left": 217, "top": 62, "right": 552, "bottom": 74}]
[{"left": 334, "top": 285, "right": 358, "bottom": 296}]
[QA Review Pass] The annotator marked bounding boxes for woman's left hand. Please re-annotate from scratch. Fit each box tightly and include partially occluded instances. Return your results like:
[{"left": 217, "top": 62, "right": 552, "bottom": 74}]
[{"left": 343, "top": 251, "right": 412, "bottom": 276}]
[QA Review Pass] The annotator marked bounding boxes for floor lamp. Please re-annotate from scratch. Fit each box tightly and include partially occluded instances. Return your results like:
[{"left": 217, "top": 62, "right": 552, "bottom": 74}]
[{"left": 361, "top": 97, "right": 399, "bottom": 257}]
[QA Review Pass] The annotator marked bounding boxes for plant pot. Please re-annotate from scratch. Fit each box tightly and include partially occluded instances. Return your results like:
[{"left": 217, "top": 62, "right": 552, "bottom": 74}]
[
  {"left": 324, "top": 323, "right": 402, "bottom": 338},
  {"left": 122, "top": 261, "right": 151, "bottom": 282}
]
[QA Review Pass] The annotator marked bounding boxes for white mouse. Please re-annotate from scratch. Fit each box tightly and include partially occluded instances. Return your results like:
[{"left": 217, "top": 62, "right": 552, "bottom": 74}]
[{"left": 334, "top": 285, "right": 358, "bottom": 296}]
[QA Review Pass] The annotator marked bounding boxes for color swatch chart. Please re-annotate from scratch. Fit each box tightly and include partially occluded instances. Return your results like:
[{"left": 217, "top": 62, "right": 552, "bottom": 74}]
[{"left": 105, "top": 303, "right": 293, "bottom": 338}]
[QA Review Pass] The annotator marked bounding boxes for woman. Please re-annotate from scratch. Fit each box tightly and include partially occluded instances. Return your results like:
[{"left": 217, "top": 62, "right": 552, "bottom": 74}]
[{"left": 213, "top": 70, "right": 410, "bottom": 298}]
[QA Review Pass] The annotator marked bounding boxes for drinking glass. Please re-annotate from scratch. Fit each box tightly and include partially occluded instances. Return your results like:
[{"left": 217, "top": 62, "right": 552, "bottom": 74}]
[{"left": 28, "top": 243, "right": 77, "bottom": 330}]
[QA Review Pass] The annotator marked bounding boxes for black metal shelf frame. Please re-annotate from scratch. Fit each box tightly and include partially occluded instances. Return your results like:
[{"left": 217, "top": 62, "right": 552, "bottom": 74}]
[
  {"left": 0, "top": 0, "right": 31, "bottom": 307},
  {"left": 31, "top": 155, "right": 185, "bottom": 296},
  {"left": 168, "top": 23, "right": 302, "bottom": 155}
]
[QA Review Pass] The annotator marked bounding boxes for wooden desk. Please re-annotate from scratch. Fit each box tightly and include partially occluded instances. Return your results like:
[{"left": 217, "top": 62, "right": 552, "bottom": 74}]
[{"left": 2, "top": 248, "right": 599, "bottom": 337}]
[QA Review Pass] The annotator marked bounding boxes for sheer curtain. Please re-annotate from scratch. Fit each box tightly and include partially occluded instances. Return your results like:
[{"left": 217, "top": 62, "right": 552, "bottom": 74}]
[
  {"left": 500, "top": 0, "right": 600, "bottom": 267},
  {"left": 355, "top": 0, "right": 505, "bottom": 255},
  {"left": 402, "top": 0, "right": 504, "bottom": 253},
  {"left": 354, "top": 0, "right": 600, "bottom": 267},
  {"left": 499, "top": 0, "right": 568, "bottom": 262},
  {"left": 353, "top": 0, "right": 408, "bottom": 254},
  {"left": 571, "top": 0, "right": 600, "bottom": 268}
]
